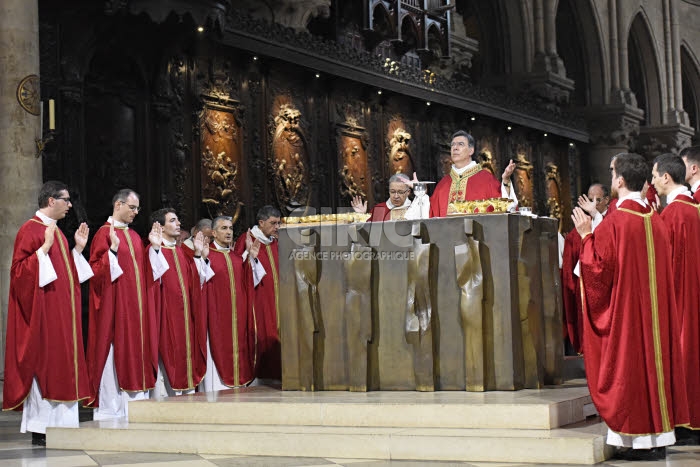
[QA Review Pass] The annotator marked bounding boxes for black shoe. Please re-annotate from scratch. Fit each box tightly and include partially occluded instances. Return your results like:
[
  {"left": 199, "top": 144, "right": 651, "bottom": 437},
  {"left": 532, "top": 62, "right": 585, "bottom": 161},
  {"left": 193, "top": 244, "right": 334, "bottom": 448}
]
[
  {"left": 31, "top": 432, "right": 46, "bottom": 447},
  {"left": 675, "top": 427, "right": 700, "bottom": 446},
  {"left": 614, "top": 446, "right": 666, "bottom": 461}
]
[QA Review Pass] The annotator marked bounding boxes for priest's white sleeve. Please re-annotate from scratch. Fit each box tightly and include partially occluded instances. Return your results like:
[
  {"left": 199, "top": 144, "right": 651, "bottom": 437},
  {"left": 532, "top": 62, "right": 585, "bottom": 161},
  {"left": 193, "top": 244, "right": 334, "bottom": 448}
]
[
  {"left": 72, "top": 249, "right": 94, "bottom": 283},
  {"left": 149, "top": 248, "right": 170, "bottom": 281},
  {"left": 195, "top": 257, "right": 215, "bottom": 286},
  {"left": 251, "top": 258, "right": 267, "bottom": 287},
  {"left": 108, "top": 250, "right": 124, "bottom": 282},
  {"left": 36, "top": 249, "right": 58, "bottom": 287},
  {"left": 502, "top": 181, "right": 518, "bottom": 211}
]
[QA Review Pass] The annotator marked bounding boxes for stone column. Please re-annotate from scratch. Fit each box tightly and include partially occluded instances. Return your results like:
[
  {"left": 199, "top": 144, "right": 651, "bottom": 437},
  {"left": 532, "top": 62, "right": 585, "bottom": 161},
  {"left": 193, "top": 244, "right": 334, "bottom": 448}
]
[{"left": 0, "top": 0, "right": 42, "bottom": 378}]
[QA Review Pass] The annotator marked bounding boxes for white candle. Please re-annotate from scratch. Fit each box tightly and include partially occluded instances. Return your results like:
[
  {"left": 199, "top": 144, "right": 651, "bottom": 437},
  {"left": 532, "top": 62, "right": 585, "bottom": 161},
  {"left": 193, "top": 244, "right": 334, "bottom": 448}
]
[{"left": 49, "top": 99, "right": 55, "bottom": 130}]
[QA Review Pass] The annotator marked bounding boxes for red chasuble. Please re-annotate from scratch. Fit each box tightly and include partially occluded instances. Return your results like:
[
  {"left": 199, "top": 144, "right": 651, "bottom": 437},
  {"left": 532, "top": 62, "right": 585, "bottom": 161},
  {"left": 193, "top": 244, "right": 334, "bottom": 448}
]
[
  {"left": 234, "top": 234, "right": 281, "bottom": 379},
  {"left": 660, "top": 195, "right": 700, "bottom": 429},
  {"left": 579, "top": 201, "right": 689, "bottom": 436},
  {"left": 429, "top": 165, "right": 502, "bottom": 217},
  {"left": 205, "top": 245, "right": 255, "bottom": 386},
  {"left": 3, "top": 218, "right": 91, "bottom": 410},
  {"left": 86, "top": 224, "right": 158, "bottom": 406},
  {"left": 693, "top": 190, "right": 700, "bottom": 203},
  {"left": 146, "top": 245, "right": 206, "bottom": 390},
  {"left": 560, "top": 228, "right": 583, "bottom": 353}
]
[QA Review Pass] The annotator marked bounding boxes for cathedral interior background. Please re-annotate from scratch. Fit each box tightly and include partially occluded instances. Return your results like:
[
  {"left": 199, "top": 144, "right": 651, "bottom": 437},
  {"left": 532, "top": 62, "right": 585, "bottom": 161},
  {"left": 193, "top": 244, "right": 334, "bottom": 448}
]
[{"left": 2, "top": 0, "right": 700, "bottom": 373}]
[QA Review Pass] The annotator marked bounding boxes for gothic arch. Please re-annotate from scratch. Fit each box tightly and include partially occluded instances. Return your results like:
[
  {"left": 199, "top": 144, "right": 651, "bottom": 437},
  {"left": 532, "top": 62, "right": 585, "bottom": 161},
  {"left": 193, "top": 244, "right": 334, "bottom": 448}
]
[
  {"left": 681, "top": 43, "right": 700, "bottom": 141},
  {"left": 501, "top": 0, "right": 532, "bottom": 74},
  {"left": 627, "top": 11, "right": 664, "bottom": 126},
  {"left": 372, "top": 3, "right": 395, "bottom": 38},
  {"left": 399, "top": 14, "right": 420, "bottom": 49},
  {"left": 555, "top": 0, "right": 607, "bottom": 106}
]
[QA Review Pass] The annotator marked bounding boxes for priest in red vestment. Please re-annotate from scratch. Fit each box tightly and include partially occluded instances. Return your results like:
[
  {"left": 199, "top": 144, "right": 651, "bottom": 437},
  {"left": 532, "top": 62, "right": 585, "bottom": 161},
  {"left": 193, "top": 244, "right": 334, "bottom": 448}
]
[
  {"left": 351, "top": 173, "right": 429, "bottom": 221},
  {"left": 681, "top": 145, "right": 700, "bottom": 202},
  {"left": 199, "top": 215, "right": 257, "bottom": 390},
  {"left": 652, "top": 153, "right": 700, "bottom": 443},
  {"left": 429, "top": 130, "right": 517, "bottom": 217},
  {"left": 233, "top": 206, "right": 283, "bottom": 381},
  {"left": 561, "top": 183, "right": 610, "bottom": 353},
  {"left": 572, "top": 153, "right": 689, "bottom": 461},
  {"left": 87, "top": 189, "right": 168, "bottom": 420},
  {"left": 3, "top": 181, "right": 93, "bottom": 445},
  {"left": 147, "top": 208, "right": 213, "bottom": 397}
]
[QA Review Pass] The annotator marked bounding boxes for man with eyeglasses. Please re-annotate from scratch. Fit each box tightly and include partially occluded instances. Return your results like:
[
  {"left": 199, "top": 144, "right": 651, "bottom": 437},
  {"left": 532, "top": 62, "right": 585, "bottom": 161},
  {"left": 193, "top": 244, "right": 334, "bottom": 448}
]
[
  {"left": 233, "top": 206, "right": 282, "bottom": 383},
  {"left": 146, "top": 208, "right": 213, "bottom": 399},
  {"left": 3, "top": 181, "right": 93, "bottom": 446},
  {"left": 86, "top": 188, "right": 169, "bottom": 420},
  {"left": 199, "top": 215, "right": 262, "bottom": 390},
  {"left": 351, "top": 173, "right": 428, "bottom": 221},
  {"left": 429, "top": 130, "right": 517, "bottom": 217}
]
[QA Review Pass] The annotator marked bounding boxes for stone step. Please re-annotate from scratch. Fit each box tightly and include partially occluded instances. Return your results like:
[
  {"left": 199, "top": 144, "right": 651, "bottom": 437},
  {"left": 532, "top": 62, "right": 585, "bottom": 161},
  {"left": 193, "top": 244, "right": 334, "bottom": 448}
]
[
  {"left": 48, "top": 417, "right": 612, "bottom": 465},
  {"left": 127, "top": 383, "right": 595, "bottom": 430}
]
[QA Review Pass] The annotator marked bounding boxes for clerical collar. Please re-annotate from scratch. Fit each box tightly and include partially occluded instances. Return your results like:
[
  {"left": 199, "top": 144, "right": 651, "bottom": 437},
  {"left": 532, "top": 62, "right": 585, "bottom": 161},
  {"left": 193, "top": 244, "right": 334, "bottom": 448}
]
[
  {"left": 692, "top": 180, "right": 700, "bottom": 194},
  {"left": 108, "top": 216, "right": 129, "bottom": 228},
  {"left": 250, "top": 225, "right": 274, "bottom": 245},
  {"left": 162, "top": 238, "right": 177, "bottom": 247},
  {"left": 36, "top": 211, "right": 57, "bottom": 225},
  {"left": 452, "top": 161, "right": 477, "bottom": 175},
  {"left": 213, "top": 241, "right": 229, "bottom": 251},
  {"left": 385, "top": 198, "right": 412, "bottom": 210},
  {"left": 667, "top": 185, "right": 692, "bottom": 204},
  {"left": 616, "top": 192, "right": 646, "bottom": 208}
]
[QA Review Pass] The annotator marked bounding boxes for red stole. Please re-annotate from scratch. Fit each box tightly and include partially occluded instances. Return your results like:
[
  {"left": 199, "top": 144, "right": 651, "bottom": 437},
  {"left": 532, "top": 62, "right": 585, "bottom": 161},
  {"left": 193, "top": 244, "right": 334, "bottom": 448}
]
[
  {"left": 204, "top": 244, "right": 255, "bottom": 386},
  {"left": 429, "top": 166, "right": 501, "bottom": 217},
  {"left": 87, "top": 223, "right": 158, "bottom": 406},
  {"left": 660, "top": 194, "right": 700, "bottom": 428},
  {"left": 234, "top": 234, "right": 281, "bottom": 379},
  {"left": 146, "top": 245, "right": 206, "bottom": 390},
  {"left": 3, "top": 218, "right": 91, "bottom": 410},
  {"left": 579, "top": 201, "right": 689, "bottom": 435}
]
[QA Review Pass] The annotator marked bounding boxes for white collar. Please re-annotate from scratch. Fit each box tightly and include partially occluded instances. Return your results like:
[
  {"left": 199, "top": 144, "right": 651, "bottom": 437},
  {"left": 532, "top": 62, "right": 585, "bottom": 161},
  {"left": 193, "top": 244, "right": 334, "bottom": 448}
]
[
  {"left": 386, "top": 198, "right": 412, "bottom": 210},
  {"left": 213, "top": 240, "right": 229, "bottom": 251},
  {"left": 692, "top": 180, "right": 700, "bottom": 193},
  {"left": 667, "top": 185, "right": 692, "bottom": 204},
  {"left": 108, "top": 216, "right": 129, "bottom": 228},
  {"left": 35, "top": 210, "right": 57, "bottom": 225},
  {"left": 452, "top": 161, "right": 477, "bottom": 175},
  {"left": 250, "top": 225, "right": 274, "bottom": 245},
  {"left": 616, "top": 192, "right": 646, "bottom": 208},
  {"left": 162, "top": 238, "right": 177, "bottom": 247}
]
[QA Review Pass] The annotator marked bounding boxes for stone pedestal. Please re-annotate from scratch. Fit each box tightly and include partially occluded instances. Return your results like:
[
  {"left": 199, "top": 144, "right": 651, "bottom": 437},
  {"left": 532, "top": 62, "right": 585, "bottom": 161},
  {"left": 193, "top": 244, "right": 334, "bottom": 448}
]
[{"left": 0, "top": 0, "right": 42, "bottom": 377}]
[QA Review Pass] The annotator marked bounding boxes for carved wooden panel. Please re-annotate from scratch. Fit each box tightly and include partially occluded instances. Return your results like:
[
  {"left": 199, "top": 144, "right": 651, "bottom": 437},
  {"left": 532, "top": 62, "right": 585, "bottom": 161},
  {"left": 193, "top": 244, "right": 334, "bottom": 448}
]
[
  {"left": 512, "top": 146, "right": 535, "bottom": 208},
  {"left": 199, "top": 100, "right": 243, "bottom": 223},
  {"left": 337, "top": 125, "right": 369, "bottom": 201},
  {"left": 386, "top": 118, "right": 414, "bottom": 176}
]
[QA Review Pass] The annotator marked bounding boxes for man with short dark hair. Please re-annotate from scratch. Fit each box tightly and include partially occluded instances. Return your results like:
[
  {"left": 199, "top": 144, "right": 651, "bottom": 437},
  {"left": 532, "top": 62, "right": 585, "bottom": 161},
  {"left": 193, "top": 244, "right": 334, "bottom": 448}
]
[
  {"left": 572, "top": 153, "right": 688, "bottom": 460},
  {"left": 200, "top": 215, "right": 259, "bottom": 390},
  {"left": 430, "top": 130, "right": 517, "bottom": 217},
  {"left": 147, "top": 208, "right": 213, "bottom": 398},
  {"left": 234, "top": 206, "right": 282, "bottom": 381},
  {"left": 681, "top": 145, "right": 700, "bottom": 202},
  {"left": 3, "top": 181, "right": 93, "bottom": 446},
  {"left": 652, "top": 153, "right": 700, "bottom": 443},
  {"left": 87, "top": 188, "right": 168, "bottom": 419}
]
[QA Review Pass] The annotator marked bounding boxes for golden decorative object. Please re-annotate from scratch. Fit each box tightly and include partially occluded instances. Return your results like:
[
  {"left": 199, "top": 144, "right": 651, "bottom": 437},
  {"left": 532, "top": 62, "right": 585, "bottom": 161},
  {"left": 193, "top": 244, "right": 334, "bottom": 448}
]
[
  {"left": 447, "top": 198, "right": 511, "bottom": 215},
  {"left": 282, "top": 213, "right": 371, "bottom": 226},
  {"left": 17, "top": 75, "right": 40, "bottom": 115}
]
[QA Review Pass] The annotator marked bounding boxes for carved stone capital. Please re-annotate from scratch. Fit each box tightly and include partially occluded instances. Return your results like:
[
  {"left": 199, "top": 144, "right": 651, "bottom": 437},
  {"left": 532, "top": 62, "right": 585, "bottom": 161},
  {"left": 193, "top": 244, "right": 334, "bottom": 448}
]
[
  {"left": 585, "top": 104, "right": 645, "bottom": 149},
  {"left": 636, "top": 124, "right": 695, "bottom": 160}
]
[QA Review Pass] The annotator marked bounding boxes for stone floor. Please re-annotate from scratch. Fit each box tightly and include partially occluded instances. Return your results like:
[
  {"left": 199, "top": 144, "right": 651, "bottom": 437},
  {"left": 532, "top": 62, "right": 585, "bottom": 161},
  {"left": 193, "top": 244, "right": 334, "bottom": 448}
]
[{"left": 1, "top": 411, "right": 699, "bottom": 466}]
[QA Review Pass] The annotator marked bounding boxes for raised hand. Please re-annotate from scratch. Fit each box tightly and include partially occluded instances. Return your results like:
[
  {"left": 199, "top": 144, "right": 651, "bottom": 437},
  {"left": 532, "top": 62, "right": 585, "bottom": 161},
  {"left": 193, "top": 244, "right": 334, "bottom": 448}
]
[
  {"left": 202, "top": 236, "right": 210, "bottom": 259},
  {"left": 571, "top": 207, "right": 592, "bottom": 238},
  {"left": 577, "top": 194, "right": 598, "bottom": 217},
  {"left": 42, "top": 223, "right": 56, "bottom": 254},
  {"left": 502, "top": 159, "right": 516, "bottom": 182},
  {"left": 652, "top": 193, "right": 662, "bottom": 213},
  {"left": 193, "top": 231, "right": 204, "bottom": 256},
  {"left": 351, "top": 195, "right": 367, "bottom": 213},
  {"left": 246, "top": 233, "right": 261, "bottom": 261},
  {"left": 74, "top": 222, "right": 89, "bottom": 254},
  {"left": 148, "top": 222, "right": 163, "bottom": 249},
  {"left": 397, "top": 172, "right": 419, "bottom": 188},
  {"left": 109, "top": 223, "right": 120, "bottom": 252}
]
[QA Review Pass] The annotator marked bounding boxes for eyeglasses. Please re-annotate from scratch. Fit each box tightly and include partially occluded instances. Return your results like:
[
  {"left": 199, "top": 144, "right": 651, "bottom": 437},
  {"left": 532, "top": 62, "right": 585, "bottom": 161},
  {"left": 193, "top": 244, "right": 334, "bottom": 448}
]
[
  {"left": 55, "top": 197, "right": 71, "bottom": 203},
  {"left": 120, "top": 201, "right": 141, "bottom": 213},
  {"left": 389, "top": 190, "right": 410, "bottom": 196}
]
